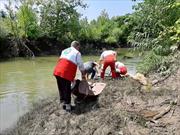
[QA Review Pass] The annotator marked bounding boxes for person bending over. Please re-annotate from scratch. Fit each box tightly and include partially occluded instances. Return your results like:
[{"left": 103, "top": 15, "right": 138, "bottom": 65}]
[
  {"left": 84, "top": 61, "right": 99, "bottom": 79},
  {"left": 115, "top": 61, "right": 128, "bottom": 77},
  {"left": 53, "top": 41, "right": 85, "bottom": 112},
  {"left": 99, "top": 48, "right": 117, "bottom": 80}
]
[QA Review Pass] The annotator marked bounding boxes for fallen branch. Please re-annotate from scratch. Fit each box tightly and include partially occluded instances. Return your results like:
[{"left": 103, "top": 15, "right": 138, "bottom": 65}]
[
  {"left": 159, "top": 99, "right": 171, "bottom": 106},
  {"left": 169, "top": 108, "right": 175, "bottom": 118},
  {"left": 152, "top": 74, "right": 171, "bottom": 86},
  {"left": 150, "top": 119, "right": 159, "bottom": 124},
  {"left": 152, "top": 105, "right": 171, "bottom": 120}
]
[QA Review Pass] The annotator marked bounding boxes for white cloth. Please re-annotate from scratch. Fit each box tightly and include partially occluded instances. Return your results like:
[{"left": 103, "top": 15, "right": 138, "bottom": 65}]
[
  {"left": 115, "top": 61, "right": 125, "bottom": 69},
  {"left": 99, "top": 50, "right": 116, "bottom": 60},
  {"left": 60, "top": 47, "right": 84, "bottom": 71}
]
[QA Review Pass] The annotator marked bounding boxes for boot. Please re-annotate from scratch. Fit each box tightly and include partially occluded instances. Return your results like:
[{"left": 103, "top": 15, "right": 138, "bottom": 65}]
[{"left": 63, "top": 104, "right": 71, "bottom": 112}]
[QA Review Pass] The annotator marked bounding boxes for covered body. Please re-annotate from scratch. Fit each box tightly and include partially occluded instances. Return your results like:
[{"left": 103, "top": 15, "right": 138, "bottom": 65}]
[{"left": 71, "top": 80, "right": 106, "bottom": 100}]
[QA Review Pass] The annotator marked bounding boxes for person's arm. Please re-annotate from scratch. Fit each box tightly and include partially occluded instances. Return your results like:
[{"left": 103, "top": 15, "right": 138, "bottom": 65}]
[
  {"left": 99, "top": 60, "right": 103, "bottom": 69},
  {"left": 76, "top": 53, "right": 86, "bottom": 80},
  {"left": 93, "top": 63, "right": 98, "bottom": 73},
  {"left": 95, "top": 66, "right": 99, "bottom": 75}
]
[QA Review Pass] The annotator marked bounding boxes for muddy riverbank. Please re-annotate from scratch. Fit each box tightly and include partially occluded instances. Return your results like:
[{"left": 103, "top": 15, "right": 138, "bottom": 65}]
[
  {"left": 2, "top": 66, "right": 180, "bottom": 135},
  {"left": 1, "top": 51, "right": 180, "bottom": 135}
]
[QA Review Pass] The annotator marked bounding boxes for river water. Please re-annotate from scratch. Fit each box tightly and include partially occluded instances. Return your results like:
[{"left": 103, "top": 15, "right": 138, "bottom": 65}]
[{"left": 0, "top": 55, "right": 140, "bottom": 132}]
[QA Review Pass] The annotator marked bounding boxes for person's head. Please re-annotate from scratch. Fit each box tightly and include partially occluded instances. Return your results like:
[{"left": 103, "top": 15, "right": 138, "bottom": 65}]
[
  {"left": 71, "top": 41, "right": 80, "bottom": 50},
  {"left": 120, "top": 66, "right": 127, "bottom": 75},
  {"left": 92, "top": 61, "right": 98, "bottom": 67},
  {"left": 102, "top": 47, "right": 106, "bottom": 52}
]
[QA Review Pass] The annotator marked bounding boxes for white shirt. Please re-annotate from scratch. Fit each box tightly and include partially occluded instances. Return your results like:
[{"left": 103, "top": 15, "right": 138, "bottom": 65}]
[
  {"left": 115, "top": 61, "right": 125, "bottom": 69},
  {"left": 100, "top": 50, "right": 116, "bottom": 60},
  {"left": 60, "top": 47, "right": 85, "bottom": 71}
]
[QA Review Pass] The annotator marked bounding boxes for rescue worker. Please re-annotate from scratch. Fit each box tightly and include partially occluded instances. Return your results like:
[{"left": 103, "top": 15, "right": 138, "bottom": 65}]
[
  {"left": 53, "top": 41, "right": 85, "bottom": 112},
  {"left": 84, "top": 61, "right": 99, "bottom": 79},
  {"left": 115, "top": 61, "right": 128, "bottom": 77},
  {"left": 99, "top": 48, "right": 117, "bottom": 80}
]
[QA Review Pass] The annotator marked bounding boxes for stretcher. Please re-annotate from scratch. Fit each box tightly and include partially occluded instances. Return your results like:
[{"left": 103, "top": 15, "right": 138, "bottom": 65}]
[{"left": 71, "top": 80, "right": 106, "bottom": 101}]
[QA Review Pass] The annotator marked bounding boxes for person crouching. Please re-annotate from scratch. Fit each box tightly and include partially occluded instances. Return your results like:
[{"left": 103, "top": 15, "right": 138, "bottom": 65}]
[
  {"left": 115, "top": 61, "right": 127, "bottom": 77},
  {"left": 84, "top": 61, "right": 99, "bottom": 80}
]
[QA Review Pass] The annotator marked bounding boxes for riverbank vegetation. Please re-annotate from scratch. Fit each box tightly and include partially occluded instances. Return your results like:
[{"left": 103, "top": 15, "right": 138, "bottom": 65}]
[
  {"left": 129, "top": 0, "right": 180, "bottom": 74},
  {"left": 0, "top": 0, "right": 179, "bottom": 72}
]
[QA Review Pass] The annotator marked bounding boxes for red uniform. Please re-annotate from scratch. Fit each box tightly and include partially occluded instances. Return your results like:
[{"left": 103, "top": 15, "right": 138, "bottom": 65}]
[
  {"left": 53, "top": 46, "right": 84, "bottom": 105},
  {"left": 115, "top": 61, "right": 127, "bottom": 77},
  {"left": 100, "top": 50, "right": 116, "bottom": 79},
  {"left": 54, "top": 46, "right": 84, "bottom": 81}
]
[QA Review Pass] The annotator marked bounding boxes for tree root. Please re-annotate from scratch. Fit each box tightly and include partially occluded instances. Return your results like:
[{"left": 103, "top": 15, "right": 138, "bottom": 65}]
[{"left": 152, "top": 74, "right": 171, "bottom": 86}]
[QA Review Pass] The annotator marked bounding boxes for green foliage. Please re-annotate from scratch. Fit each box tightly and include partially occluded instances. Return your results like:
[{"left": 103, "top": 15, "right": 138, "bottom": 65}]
[
  {"left": 39, "top": 0, "right": 85, "bottom": 41},
  {"left": 1, "top": 0, "right": 179, "bottom": 64},
  {"left": 78, "top": 18, "right": 90, "bottom": 41},
  {"left": 105, "top": 26, "right": 120, "bottom": 44},
  {"left": 90, "top": 10, "right": 111, "bottom": 42},
  {"left": 0, "top": 10, "right": 8, "bottom": 38},
  {"left": 170, "top": 18, "right": 180, "bottom": 43},
  {"left": 137, "top": 51, "right": 163, "bottom": 74},
  {"left": 17, "top": 1, "right": 40, "bottom": 39},
  {"left": 137, "top": 50, "right": 178, "bottom": 75},
  {"left": 129, "top": 0, "right": 180, "bottom": 51},
  {"left": 0, "top": 20, "right": 8, "bottom": 38},
  {"left": 3, "top": 0, "right": 20, "bottom": 40},
  {"left": 1, "top": 0, "right": 134, "bottom": 49},
  {"left": 79, "top": 10, "right": 110, "bottom": 43},
  {"left": 113, "top": 14, "right": 135, "bottom": 44},
  {"left": 78, "top": 10, "right": 134, "bottom": 45},
  {"left": 129, "top": 0, "right": 180, "bottom": 73}
]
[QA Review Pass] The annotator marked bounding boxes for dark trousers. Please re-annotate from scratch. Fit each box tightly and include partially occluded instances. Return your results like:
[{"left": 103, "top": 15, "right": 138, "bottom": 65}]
[
  {"left": 90, "top": 69, "right": 96, "bottom": 79},
  {"left": 86, "top": 69, "right": 96, "bottom": 79},
  {"left": 55, "top": 76, "right": 71, "bottom": 104}
]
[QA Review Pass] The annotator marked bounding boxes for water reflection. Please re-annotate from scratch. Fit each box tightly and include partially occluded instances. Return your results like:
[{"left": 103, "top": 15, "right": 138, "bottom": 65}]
[
  {"left": 0, "top": 57, "right": 58, "bottom": 132},
  {"left": 0, "top": 92, "right": 29, "bottom": 131}
]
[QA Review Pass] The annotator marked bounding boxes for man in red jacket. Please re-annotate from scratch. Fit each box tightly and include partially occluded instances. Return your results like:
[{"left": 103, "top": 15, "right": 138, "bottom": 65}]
[{"left": 53, "top": 41, "right": 85, "bottom": 111}]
